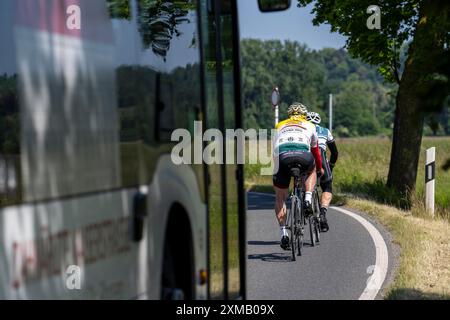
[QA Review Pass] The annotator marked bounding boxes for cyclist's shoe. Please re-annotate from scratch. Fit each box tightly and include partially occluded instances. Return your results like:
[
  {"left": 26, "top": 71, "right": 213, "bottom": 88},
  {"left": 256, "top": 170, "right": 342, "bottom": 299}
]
[
  {"left": 319, "top": 208, "right": 329, "bottom": 232},
  {"left": 303, "top": 201, "right": 313, "bottom": 218},
  {"left": 280, "top": 235, "right": 290, "bottom": 250}
]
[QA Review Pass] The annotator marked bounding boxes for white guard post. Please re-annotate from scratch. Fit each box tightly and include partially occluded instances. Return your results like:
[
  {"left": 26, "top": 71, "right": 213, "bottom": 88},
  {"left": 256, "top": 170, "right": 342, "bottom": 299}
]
[
  {"left": 275, "top": 105, "right": 279, "bottom": 126},
  {"left": 425, "top": 147, "right": 436, "bottom": 218}
]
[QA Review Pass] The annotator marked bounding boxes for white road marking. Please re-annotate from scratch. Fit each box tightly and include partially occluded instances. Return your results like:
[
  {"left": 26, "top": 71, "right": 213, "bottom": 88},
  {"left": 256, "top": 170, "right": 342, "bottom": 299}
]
[{"left": 331, "top": 206, "right": 389, "bottom": 300}]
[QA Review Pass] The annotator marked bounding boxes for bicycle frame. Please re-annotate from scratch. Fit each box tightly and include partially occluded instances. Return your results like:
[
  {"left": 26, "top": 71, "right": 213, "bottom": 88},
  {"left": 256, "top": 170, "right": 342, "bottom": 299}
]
[{"left": 287, "top": 170, "right": 322, "bottom": 258}]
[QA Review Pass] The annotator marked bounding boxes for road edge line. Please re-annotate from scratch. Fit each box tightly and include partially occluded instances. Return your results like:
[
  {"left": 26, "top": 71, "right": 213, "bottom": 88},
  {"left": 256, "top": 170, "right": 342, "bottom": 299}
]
[{"left": 331, "top": 206, "right": 389, "bottom": 300}]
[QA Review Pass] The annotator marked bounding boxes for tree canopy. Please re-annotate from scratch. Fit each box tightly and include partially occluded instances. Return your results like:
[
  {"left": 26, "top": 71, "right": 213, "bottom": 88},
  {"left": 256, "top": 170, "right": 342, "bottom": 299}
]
[{"left": 241, "top": 39, "right": 400, "bottom": 136}]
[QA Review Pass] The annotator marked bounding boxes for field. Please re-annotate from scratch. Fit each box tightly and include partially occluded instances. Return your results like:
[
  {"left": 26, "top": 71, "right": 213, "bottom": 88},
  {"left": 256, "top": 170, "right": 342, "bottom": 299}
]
[{"left": 245, "top": 136, "right": 450, "bottom": 220}]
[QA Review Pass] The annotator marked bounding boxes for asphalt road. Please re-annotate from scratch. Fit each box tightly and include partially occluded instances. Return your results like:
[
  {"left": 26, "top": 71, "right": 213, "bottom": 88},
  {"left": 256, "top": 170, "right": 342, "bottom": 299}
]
[{"left": 247, "top": 192, "right": 389, "bottom": 300}]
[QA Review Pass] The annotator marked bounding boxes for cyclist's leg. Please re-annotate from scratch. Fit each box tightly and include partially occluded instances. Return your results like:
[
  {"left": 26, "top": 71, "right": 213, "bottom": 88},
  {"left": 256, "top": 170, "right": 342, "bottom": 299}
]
[
  {"left": 294, "top": 152, "right": 316, "bottom": 214},
  {"left": 321, "top": 188, "right": 333, "bottom": 208},
  {"left": 274, "top": 186, "right": 289, "bottom": 225},
  {"left": 319, "top": 158, "right": 333, "bottom": 208},
  {"left": 304, "top": 166, "right": 316, "bottom": 196},
  {"left": 273, "top": 155, "right": 291, "bottom": 249},
  {"left": 319, "top": 179, "right": 332, "bottom": 232}
]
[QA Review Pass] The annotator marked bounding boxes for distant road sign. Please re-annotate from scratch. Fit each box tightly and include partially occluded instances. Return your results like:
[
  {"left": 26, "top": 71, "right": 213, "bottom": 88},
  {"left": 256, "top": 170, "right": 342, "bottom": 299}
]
[{"left": 271, "top": 87, "right": 280, "bottom": 107}]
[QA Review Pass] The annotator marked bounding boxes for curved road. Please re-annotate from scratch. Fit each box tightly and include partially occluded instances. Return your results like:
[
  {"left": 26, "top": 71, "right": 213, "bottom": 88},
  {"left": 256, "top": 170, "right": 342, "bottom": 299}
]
[{"left": 247, "top": 192, "right": 392, "bottom": 300}]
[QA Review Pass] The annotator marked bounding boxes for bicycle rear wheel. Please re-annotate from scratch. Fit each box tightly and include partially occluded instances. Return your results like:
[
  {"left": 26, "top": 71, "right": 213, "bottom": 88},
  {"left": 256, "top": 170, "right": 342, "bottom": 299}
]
[
  {"left": 296, "top": 195, "right": 304, "bottom": 256},
  {"left": 290, "top": 197, "right": 297, "bottom": 261},
  {"left": 309, "top": 216, "right": 316, "bottom": 246},
  {"left": 313, "top": 190, "right": 321, "bottom": 244},
  {"left": 314, "top": 217, "right": 320, "bottom": 243}
]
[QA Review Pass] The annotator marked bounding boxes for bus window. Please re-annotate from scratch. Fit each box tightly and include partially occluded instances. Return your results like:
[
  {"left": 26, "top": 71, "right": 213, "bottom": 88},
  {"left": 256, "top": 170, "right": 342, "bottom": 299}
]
[
  {"left": 220, "top": 8, "right": 242, "bottom": 301},
  {"left": 201, "top": 0, "right": 225, "bottom": 299},
  {"left": 201, "top": 0, "right": 243, "bottom": 300},
  {"left": 0, "top": 1, "right": 21, "bottom": 207},
  {"left": 110, "top": 0, "right": 203, "bottom": 187}
]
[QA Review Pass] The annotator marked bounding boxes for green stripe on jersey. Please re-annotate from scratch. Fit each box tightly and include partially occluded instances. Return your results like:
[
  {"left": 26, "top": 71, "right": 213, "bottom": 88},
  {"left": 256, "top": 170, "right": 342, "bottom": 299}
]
[{"left": 277, "top": 143, "right": 310, "bottom": 153}]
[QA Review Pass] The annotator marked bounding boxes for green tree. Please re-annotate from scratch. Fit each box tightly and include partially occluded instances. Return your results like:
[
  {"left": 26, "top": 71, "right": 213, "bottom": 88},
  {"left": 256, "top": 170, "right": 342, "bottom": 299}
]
[
  {"left": 298, "top": 0, "right": 450, "bottom": 206},
  {"left": 241, "top": 39, "right": 326, "bottom": 129},
  {"left": 241, "top": 39, "right": 395, "bottom": 134},
  {"left": 334, "top": 81, "right": 380, "bottom": 136}
]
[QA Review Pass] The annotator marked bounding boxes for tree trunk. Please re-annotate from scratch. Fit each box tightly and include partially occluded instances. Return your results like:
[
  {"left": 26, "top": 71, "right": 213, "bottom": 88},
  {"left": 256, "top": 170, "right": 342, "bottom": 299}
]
[
  {"left": 387, "top": 0, "right": 449, "bottom": 207},
  {"left": 443, "top": 104, "right": 450, "bottom": 135},
  {"left": 387, "top": 69, "right": 424, "bottom": 207}
]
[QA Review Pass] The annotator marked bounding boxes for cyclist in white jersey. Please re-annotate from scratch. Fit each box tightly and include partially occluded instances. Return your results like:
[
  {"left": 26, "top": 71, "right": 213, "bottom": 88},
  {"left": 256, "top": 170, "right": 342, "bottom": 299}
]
[
  {"left": 273, "top": 103, "right": 324, "bottom": 250},
  {"left": 306, "top": 111, "right": 339, "bottom": 232}
]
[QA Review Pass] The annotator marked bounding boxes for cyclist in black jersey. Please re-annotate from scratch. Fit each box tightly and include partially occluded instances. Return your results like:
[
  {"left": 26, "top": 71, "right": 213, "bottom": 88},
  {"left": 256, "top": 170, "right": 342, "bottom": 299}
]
[{"left": 306, "top": 112, "right": 339, "bottom": 232}]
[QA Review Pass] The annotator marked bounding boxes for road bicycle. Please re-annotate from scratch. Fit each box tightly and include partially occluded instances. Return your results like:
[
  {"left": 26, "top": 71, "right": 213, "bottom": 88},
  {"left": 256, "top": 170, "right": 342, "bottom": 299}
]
[
  {"left": 285, "top": 167, "right": 322, "bottom": 261},
  {"left": 285, "top": 165, "right": 305, "bottom": 261}
]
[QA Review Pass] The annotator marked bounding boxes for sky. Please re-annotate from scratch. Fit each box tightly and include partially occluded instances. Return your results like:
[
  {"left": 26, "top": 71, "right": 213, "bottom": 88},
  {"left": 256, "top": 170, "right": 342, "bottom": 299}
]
[{"left": 238, "top": 1, "right": 347, "bottom": 50}]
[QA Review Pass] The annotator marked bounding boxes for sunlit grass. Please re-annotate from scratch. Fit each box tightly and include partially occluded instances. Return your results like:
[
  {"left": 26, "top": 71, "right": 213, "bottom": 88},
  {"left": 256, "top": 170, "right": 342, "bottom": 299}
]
[{"left": 346, "top": 198, "right": 450, "bottom": 299}]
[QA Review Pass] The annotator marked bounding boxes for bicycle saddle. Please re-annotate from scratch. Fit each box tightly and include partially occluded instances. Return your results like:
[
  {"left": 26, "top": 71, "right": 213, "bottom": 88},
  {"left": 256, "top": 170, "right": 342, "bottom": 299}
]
[{"left": 288, "top": 164, "right": 302, "bottom": 178}]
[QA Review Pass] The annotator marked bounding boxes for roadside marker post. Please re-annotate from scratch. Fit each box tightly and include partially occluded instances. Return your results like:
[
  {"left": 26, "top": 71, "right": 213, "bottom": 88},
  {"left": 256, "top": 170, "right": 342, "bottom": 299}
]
[
  {"left": 329, "top": 93, "right": 333, "bottom": 132},
  {"left": 425, "top": 147, "right": 436, "bottom": 218}
]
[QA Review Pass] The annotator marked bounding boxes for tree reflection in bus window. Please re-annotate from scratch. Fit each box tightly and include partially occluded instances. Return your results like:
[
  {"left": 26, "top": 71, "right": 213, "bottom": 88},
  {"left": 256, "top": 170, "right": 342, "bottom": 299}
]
[{"left": 108, "top": 0, "right": 203, "bottom": 188}]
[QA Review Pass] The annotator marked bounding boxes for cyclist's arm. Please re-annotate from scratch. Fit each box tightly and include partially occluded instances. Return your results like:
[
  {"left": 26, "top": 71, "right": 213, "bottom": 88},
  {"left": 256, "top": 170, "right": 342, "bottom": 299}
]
[
  {"left": 326, "top": 140, "right": 338, "bottom": 168},
  {"left": 326, "top": 129, "right": 338, "bottom": 169},
  {"left": 310, "top": 130, "right": 322, "bottom": 171},
  {"left": 311, "top": 144, "right": 322, "bottom": 171}
]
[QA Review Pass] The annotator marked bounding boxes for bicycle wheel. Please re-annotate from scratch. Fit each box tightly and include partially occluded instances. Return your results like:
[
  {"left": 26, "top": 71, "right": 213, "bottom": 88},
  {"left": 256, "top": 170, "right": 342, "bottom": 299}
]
[
  {"left": 309, "top": 216, "right": 316, "bottom": 246},
  {"left": 296, "top": 193, "right": 304, "bottom": 256},
  {"left": 314, "top": 217, "right": 321, "bottom": 244},
  {"left": 289, "top": 197, "right": 297, "bottom": 261},
  {"left": 313, "top": 191, "right": 321, "bottom": 243}
]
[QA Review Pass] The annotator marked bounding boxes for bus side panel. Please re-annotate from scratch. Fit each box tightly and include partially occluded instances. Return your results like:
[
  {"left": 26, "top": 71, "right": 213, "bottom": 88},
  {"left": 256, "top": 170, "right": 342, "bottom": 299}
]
[
  {"left": 0, "top": 157, "right": 207, "bottom": 300},
  {"left": 0, "top": 190, "right": 140, "bottom": 299}
]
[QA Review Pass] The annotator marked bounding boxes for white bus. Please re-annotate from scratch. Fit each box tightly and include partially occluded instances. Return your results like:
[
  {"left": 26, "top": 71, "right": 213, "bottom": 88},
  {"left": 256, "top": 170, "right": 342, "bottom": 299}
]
[{"left": 0, "top": 0, "right": 289, "bottom": 300}]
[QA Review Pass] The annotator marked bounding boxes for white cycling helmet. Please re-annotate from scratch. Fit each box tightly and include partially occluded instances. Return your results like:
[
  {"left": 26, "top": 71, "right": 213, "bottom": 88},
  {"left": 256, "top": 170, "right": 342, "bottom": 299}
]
[
  {"left": 307, "top": 111, "right": 321, "bottom": 124},
  {"left": 287, "top": 102, "right": 308, "bottom": 118}
]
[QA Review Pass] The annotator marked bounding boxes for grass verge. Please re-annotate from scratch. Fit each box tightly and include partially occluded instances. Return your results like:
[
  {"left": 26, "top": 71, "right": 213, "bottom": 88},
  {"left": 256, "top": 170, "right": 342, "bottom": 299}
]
[{"left": 342, "top": 196, "right": 450, "bottom": 299}]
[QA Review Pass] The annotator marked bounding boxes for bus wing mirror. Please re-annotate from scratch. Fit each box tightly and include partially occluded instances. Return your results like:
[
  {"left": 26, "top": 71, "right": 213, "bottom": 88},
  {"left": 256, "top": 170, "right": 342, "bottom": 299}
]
[{"left": 258, "top": 0, "right": 291, "bottom": 12}]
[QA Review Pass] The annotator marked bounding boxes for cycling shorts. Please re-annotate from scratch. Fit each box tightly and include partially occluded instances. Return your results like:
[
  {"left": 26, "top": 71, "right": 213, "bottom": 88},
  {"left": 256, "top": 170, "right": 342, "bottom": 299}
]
[{"left": 273, "top": 151, "right": 315, "bottom": 189}]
